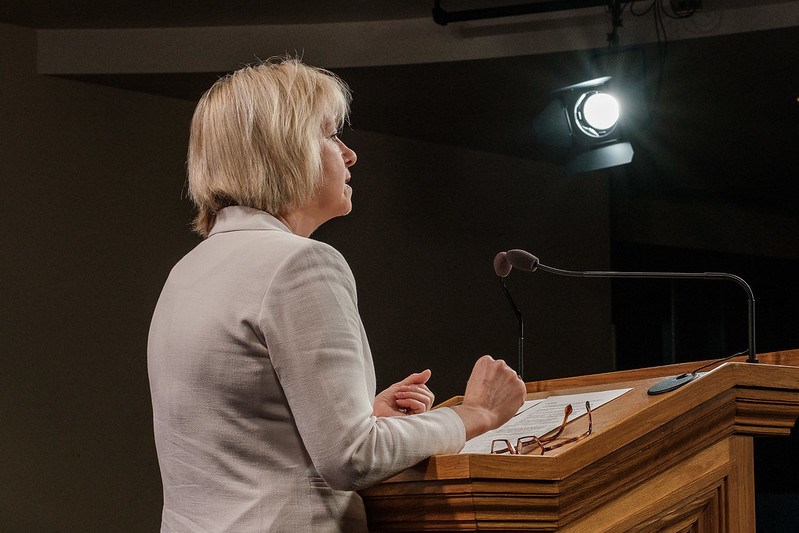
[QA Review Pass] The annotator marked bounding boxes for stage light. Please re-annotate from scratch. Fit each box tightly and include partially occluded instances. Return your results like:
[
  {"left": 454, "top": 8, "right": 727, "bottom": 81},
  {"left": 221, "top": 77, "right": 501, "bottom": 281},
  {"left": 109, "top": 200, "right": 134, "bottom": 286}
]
[{"left": 533, "top": 76, "right": 633, "bottom": 175}]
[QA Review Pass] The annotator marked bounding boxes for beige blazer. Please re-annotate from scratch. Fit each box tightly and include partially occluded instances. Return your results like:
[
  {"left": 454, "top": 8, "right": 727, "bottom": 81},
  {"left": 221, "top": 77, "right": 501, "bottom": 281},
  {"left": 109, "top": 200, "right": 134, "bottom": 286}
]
[{"left": 148, "top": 206, "right": 465, "bottom": 532}]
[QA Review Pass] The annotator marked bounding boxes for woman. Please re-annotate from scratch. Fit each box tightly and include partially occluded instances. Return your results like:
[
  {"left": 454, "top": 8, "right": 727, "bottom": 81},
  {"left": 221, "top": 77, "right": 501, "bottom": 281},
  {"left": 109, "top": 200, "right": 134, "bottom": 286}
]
[{"left": 148, "top": 58, "right": 526, "bottom": 532}]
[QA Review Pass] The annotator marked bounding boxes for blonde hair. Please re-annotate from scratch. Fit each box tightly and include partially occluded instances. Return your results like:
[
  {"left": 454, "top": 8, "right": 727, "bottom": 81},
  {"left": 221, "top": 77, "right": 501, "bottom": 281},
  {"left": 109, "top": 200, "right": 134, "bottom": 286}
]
[{"left": 187, "top": 57, "right": 352, "bottom": 237}]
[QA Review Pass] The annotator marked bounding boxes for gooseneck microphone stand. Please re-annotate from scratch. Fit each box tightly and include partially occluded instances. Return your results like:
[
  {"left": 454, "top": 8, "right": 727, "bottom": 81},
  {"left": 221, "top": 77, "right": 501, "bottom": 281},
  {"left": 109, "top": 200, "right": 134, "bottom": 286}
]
[
  {"left": 497, "top": 249, "right": 758, "bottom": 395},
  {"left": 499, "top": 277, "right": 524, "bottom": 380},
  {"left": 535, "top": 262, "right": 757, "bottom": 365}
]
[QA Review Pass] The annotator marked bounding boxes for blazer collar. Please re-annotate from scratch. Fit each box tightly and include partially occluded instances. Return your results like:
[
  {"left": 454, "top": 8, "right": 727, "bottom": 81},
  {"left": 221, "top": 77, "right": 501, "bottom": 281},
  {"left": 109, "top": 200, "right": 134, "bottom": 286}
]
[{"left": 208, "top": 206, "right": 292, "bottom": 236}]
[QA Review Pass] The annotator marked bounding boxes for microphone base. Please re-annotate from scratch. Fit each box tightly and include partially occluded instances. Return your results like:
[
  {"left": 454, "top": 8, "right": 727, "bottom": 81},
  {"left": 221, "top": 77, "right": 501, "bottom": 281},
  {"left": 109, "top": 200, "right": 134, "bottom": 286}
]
[{"left": 647, "top": 373, "right": 698, "bottom": 395}]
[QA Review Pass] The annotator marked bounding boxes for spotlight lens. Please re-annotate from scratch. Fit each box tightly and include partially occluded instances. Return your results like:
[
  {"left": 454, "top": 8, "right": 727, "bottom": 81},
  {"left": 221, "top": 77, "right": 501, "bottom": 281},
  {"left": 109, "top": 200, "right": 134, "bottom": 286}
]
[{"left": 582, "top": 93, "right": 619, "bottom": 131}]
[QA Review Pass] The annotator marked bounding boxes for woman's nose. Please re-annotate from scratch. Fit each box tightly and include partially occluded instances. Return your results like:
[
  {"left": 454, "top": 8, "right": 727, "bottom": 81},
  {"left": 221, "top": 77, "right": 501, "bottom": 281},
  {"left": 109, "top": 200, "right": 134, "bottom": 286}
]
[{"left": 341, "top": 142, "right": 357, "bottom": 167}]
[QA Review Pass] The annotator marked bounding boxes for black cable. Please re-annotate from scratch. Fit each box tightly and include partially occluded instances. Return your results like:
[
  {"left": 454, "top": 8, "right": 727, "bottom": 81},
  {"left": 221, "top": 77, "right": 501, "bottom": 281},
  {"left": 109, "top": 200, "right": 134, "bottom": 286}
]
[
  {"left": 629, "top": 0, "right": 655, "bottom": 16},
  {"left": 660, "top": 0, "right": 697, "bottom": 19},
  {"left": 651, "top": 0, "right": 668, "bottom": 105},
  {"left": 676, "top": 349, "right": 748, "bottom": 379}
]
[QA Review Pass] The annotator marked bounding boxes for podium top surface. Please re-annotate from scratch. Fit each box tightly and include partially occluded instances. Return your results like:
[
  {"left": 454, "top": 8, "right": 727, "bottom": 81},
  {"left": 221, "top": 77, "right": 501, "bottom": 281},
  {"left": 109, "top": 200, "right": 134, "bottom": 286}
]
[{"left": 379, "top": 349, "right": 799, "bottom": 484}]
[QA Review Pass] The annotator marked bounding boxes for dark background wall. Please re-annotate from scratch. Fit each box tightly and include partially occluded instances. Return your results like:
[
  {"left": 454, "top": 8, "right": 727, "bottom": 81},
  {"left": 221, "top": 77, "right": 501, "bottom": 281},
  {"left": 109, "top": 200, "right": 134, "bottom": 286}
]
[
  {"left": 1, "top": 4, "right": 797, "bottom": 531},
  {"left": 316, "top": 130, "right": 614, "bottom": 395},
  {"left": 0, "top": 23, "right": 194, "bottom": 530}
]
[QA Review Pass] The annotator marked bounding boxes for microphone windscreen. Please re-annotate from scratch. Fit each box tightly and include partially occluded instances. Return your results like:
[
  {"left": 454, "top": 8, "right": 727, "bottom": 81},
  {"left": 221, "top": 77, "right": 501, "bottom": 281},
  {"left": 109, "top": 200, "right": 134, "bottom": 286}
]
[
  {"left": 507, "top": 249, "right": 540, "bottom": 272},
  {"left": 493, "top": 252, "right": 512, "bottom": 277}
]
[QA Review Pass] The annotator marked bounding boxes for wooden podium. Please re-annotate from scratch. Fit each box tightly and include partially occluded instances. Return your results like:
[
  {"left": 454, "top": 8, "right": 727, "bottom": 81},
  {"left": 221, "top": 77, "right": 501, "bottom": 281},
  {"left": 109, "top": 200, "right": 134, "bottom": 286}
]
[{"left": 360, "top": 350, "right": 799, "bottom": 532}]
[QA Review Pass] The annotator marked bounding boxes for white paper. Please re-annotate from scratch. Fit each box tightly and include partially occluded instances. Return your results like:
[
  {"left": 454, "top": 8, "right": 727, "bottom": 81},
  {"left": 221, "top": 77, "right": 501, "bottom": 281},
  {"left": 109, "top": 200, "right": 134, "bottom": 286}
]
[{"left": 460, "top": 388, "right": 632, "bottom": 454}]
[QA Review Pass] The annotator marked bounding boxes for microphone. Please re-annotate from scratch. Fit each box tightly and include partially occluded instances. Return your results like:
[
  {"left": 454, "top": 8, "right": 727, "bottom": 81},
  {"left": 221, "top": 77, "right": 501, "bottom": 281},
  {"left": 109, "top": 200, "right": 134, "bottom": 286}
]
[
  {"left": 493, "top": 249, "right": 758, "bottom": 395},
  {"left": 493, "top": 252, "right": 513, "bottom": 278}
]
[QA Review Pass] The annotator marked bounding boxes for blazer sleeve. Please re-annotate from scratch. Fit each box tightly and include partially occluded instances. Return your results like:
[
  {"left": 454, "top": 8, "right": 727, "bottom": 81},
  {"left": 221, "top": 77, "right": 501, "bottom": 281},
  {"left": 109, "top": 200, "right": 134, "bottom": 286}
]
[{"left": 258, "top": 240, "right": 465, "bottom": 491}]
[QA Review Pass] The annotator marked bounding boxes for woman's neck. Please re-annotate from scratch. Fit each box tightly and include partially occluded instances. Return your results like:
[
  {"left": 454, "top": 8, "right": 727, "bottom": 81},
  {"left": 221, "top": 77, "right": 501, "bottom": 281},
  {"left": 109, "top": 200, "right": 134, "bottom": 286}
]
[{"left": 275, "top": 211, "right": 319, "bottom": 238}]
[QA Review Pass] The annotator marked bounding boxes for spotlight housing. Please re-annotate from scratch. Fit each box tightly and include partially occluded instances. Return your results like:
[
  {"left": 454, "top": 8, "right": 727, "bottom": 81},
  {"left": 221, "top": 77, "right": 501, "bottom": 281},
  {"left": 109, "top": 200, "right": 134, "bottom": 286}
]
[{"left": 533, "top": 76, "right": 633, "bottom": 175}]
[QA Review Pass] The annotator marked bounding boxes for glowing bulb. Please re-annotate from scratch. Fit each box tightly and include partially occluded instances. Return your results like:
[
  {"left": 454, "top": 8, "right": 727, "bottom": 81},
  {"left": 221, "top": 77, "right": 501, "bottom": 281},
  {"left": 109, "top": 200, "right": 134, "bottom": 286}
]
[{"left": 582, "top": 93, "right": 620, "bottom": 131}]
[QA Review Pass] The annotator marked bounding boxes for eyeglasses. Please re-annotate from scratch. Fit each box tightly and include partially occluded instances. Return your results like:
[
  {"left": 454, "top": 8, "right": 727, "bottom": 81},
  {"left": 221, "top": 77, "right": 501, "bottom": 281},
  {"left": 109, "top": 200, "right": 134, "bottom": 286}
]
[{"left": 490, "top": 401, "right": 593, "bottom": 455}]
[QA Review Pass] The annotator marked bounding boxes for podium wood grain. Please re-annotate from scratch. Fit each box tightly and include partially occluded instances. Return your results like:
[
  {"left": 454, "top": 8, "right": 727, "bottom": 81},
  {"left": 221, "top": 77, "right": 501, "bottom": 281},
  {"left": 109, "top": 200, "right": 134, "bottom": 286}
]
[{"left": 360, "top": 350, "right": 799, "bottom": 532}]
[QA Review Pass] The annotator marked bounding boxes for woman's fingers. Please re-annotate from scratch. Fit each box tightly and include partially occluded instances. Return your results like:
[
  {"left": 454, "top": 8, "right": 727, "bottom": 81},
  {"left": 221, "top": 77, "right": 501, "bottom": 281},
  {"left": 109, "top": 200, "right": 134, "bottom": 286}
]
[
  {"left": 396, "top": 387, "right": 434, "bottom": 413},
  {"left": 398, "top": 368, "right": 432, "bottom": 386}
]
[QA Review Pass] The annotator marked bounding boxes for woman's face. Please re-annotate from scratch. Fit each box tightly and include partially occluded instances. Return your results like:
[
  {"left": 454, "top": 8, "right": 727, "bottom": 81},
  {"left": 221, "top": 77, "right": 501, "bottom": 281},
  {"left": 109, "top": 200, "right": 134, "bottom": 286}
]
[{"left": 311, "top": 118, "right": 357, "bottom": 223}]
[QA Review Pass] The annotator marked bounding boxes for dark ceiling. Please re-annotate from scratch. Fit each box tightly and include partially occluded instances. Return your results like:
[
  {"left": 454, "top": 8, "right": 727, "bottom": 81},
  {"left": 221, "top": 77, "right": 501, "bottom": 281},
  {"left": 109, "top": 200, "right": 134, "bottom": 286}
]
[
  {"left": 1, "top": 0, "right": 569, "bottom": 28},
  {"left": 0, "top": 0, "right": 431, "bottom": 28},
  {"left": 0, "top": 0, "right": 772, "bottom": 29}
]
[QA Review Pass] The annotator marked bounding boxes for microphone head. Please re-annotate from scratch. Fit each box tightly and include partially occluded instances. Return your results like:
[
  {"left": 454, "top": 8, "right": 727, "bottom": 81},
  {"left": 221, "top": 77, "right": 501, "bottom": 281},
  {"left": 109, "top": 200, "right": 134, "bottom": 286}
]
[
  {"left": 493, "top": 252, "right": 512, "bottom": 277},
  {"left": 506, "top": 249, "right": 540, "bottom": 272}
]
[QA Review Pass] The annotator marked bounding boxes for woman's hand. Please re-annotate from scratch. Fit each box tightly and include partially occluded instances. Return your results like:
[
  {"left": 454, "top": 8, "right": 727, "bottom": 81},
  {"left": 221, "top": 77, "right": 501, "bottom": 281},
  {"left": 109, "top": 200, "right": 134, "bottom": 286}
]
[
  {"left": 373, "top": 369, "right": 435, "bottom": 417},
  {"left": 451, "top": 355, "right": 526, "bottom": 440}
]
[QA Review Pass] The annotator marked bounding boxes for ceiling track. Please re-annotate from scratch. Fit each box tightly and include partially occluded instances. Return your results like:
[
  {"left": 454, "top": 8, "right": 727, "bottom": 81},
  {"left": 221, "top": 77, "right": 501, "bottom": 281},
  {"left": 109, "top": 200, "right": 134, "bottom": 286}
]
[{"left": 432, "top": 0, "right": 609, "bottom": 25}]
